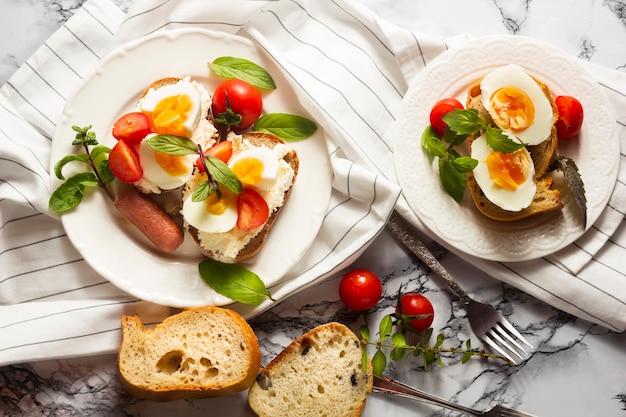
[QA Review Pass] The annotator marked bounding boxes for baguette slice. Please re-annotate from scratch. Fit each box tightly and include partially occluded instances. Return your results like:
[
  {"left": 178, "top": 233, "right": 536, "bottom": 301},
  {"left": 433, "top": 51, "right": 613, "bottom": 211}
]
[
  {"left": 247, "top": 322, "right": 373, "bottom": 417},
  {"left": 464, "top": 74, "right": 563, "bottom": 221},
  {"left": 118, "top": 306, "right": 261, "bottom": 401},
  {"left": 184, "top": 131, "right": 299, "bottom": 263}
]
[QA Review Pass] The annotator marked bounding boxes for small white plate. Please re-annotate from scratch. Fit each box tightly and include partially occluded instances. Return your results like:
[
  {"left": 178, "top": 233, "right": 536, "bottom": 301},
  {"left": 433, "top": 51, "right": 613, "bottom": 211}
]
[
  {"left": 50, "top": 29, "right": 332, "bottom": 307},
  {"left": 393, "top": 35, "right": 620, "bottom": 262}
]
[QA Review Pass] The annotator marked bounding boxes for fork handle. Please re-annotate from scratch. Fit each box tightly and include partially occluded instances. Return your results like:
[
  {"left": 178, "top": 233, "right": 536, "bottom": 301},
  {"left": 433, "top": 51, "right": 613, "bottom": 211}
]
[
  {"left": 373, "top": 376, "right": 480, "bottom": 416},
  {"left": 388, "top": 211, "right": 472, "bottom": 305}
]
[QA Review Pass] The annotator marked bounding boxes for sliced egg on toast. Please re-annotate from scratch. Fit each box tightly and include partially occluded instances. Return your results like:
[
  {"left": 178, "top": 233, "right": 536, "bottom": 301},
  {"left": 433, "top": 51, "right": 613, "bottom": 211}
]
[
  {"left": 480, "top": 64, "right": 554, "bottom": 146},
  {"left": 228, "top": 147, "right": 279, "bottom": 191},
  {"left": 471, "top": 133, "right": 536, "bottom": 211},
  {"left": 137, "top": 134, "right": 196, "bottom": 191},
  {"left": 182, "top": 183, "right": 239, "bottom": 234}
]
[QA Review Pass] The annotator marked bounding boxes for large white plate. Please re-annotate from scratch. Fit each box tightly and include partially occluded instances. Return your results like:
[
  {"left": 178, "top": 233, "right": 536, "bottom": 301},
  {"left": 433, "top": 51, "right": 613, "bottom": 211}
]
[
  {"left": 393, "top": 35, "right": 620, "bottom": 262},
  {"left": 50, "top": 29, "right": 332, "bottom": 307}
]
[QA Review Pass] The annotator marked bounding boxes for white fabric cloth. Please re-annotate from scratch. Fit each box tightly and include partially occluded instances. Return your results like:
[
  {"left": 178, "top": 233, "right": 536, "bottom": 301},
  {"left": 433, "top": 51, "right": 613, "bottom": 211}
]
[{"left": 1, "top": 0, "right": 625, "bottom": 366}]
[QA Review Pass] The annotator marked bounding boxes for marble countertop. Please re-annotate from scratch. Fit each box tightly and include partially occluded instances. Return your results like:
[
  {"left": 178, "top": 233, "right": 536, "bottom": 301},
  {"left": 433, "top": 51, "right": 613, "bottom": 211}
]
[{"left": 1, "top": 0, "right": 625, "bottom": 416}]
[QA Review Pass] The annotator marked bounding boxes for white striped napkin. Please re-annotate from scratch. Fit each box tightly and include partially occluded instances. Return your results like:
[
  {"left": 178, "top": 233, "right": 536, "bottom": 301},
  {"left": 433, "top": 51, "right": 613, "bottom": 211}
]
[{"left": 1, "top": 0, "right": 625, "bottom": 366}]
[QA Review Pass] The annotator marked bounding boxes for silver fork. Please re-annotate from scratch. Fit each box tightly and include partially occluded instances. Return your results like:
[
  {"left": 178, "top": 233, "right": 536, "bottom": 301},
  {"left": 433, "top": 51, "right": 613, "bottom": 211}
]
[
  {"left": 387, "top": 211, "right": 533, "bottom": 364},
  {"left": 373, "top": 375, "right": 538, "bottom": 416}
]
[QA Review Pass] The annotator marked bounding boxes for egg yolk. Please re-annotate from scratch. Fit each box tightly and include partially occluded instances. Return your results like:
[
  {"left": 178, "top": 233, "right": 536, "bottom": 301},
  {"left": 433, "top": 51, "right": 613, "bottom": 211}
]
[
  {"left": 231, "top": 157, "right": 264, "bottom": 186},
  {"left": 153, "top": 150, "right": 189, "bottom": 177},
  {"left": 486, "top": 148, "right": 531, "bottom": 191},
  {"left": 203, "top": 187, "right": 235, "bottom": 216},
  {"left": 489, "top": 87, "right": 535, "bottom": 132},
  {"left": 150, "top": 94, "right": 193, "bottom": 137}
]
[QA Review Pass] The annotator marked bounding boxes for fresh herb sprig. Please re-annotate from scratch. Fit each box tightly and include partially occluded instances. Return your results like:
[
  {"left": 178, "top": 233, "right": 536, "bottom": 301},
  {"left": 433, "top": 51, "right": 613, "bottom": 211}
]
[
  {"left": 49, "top": 125, "right": 115, "bottom": 213},
  {"left": 199, "top": 259, "right": 275, "bottom": 305},
  {"left": 421, "top": 109, "right": 527, "bottom": 202},
  {"left": 145, "top": 134, "right": 242, "bottom": 202},
  {"left": 359, "top": 312, "right": 509, "bottom": 375}
]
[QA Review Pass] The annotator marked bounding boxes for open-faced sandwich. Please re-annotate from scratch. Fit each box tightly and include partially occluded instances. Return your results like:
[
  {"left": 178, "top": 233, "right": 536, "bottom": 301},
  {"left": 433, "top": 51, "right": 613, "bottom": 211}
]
[{"left": 464, "top": 64, "right": 564, "bottom": 221}]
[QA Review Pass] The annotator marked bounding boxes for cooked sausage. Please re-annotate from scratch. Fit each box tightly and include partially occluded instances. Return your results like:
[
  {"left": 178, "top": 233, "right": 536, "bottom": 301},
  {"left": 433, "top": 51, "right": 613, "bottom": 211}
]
[{"left": 114, "top": 187, "right": 184, "bottom": 253}]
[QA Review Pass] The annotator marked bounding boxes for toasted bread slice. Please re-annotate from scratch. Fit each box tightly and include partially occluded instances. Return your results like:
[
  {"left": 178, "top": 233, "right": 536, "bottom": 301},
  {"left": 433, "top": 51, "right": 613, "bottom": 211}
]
[
  {"left": 464, "top": 72, "right": 563, "bottom": 221},
  {"left": 247, "top": 322, "right": 373, "bottom": 417},
  {"left": 118, "top": 306, "right": 261, "bottom": 401},
  {"left": 183, "top": 131, "right": 299, "bottom": 263}
]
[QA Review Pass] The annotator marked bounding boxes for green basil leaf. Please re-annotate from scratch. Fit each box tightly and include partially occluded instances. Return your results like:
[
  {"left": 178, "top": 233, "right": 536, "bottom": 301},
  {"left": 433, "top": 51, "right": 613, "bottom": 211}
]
[
  {"left": 361, "top": 346, "right": 369, "bottom": 374},
  {"left": 48, "top": 172, "right": 98, "bottom": 213},
  {"left": 146, "top": 135, "right": 198, "bottom": 155},
  {"left": 378, "top": 314, "right": 393, "bottom": 340},
  {"left": 391, "top": 331, "right": 407, "bottom": 348},
  {"left": 98, "top": 160, "right": 115, "bottom": 184},
  {"left": 205, "top": 156, "right": 243, "bottom": 194},
  {"left": 91, "top": 144, "right": 112, "bottom": 159},
  {"left": 485, "top": 126, "right": 526, "bottom": 153},
  {"left": 372, "top": 349, "right": 387, "bottom": 376},
  {"left": 359, "top": 324, "right": 371, "bottom": 341},
  {"left": 192, "top": 180, "right": 217, "bottom": 202},
  {"left": 253, "top": 113, "right": 318, "bottom": 141},
  {"left": 54, "top": 154, "right": 90, "bottom": 180},
  {"left": 442, "top": 108, "right": 486, "bottom": 135},
  {"left": 210, "top": 56, "right": 277, "bottom": 90},
  {"left": 198, "top": 259, "right": 272, "bottom": 305},
  {"left": 551, "top": 155, "right": 587, "bottom": 228},
  {"left": 389, "top": 346, "right": 406, "bottom": 361},
  {"left": 439, "top": 157, "right": 467, "bottom": 203},
  {"left": 452, "top": 155, "right": 478, "bottom": 173},
  {"left": 423, "top": 135, "right": 447, "bottom": 159}
]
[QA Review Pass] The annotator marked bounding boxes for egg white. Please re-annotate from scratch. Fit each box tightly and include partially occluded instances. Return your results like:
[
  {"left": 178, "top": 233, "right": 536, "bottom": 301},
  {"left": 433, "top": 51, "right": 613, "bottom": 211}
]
[
  {"left": 182, "top": 186, "right": 239, "bottom": 234},
  {"left": 137, "top": 135, "right": 196, "bottom": 191},
  {"left": 480, "top": 64, "right": 554, "bottom": 146},
  {"left": 471, "top": 133, "right": 536, "bottom": 212},
  {"left": 228, "top": 147, "right": 279, "bottom": 191}
]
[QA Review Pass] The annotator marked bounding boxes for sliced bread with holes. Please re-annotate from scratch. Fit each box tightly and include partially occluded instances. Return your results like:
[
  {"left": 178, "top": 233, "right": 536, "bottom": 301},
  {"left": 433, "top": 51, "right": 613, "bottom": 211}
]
[
  {"left": 247, "top": 322, "right": 373, "bottom": 417},
  {"left": 118, "top": 306, "right": 261, "bottom": 401}
]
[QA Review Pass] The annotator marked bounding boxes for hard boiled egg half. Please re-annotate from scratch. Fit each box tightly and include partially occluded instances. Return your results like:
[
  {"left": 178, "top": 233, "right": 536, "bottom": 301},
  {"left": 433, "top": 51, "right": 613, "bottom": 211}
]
[
  {"left": 470, "top": 133, "right": 536, "bottom": 212},
  {"left": 137, "top": 133, "right": 196, "bottom": 191},
  {"left": 480, "top": 64, "right": 554, "bottom": 146}
]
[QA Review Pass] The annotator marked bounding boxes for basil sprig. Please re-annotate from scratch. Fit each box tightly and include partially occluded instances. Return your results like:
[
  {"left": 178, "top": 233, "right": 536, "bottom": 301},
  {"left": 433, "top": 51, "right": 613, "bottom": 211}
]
[
  {"left": 146, "top": 135, "right": 242, "bottom": 202},
  {"left": 254, "top": 113, "right": 318, "bottom": 141},
  {"left": 199, "top": 259, "right": 274, "bottom": 305},
  {"left": 49, "top": 125, "right": 114, "bottom": 212},
  {"left": 422, "top": 109, "right": 527, "bottom": 202}
]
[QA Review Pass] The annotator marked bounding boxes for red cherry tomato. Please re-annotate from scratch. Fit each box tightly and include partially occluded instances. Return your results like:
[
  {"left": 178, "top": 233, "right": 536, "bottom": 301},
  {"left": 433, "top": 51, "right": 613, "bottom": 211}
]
[
  {"left": 212, "top": 79, "right": 263, "bottom": 132},
  {"left": 236, "top": 188, "right": 269, "bottom": 230},
  {"left": 338, "top": 269, "right": 383, "bottom": 311},
  {"left": 108, "top": 140, "right": 143, "bottom": 183},
  {"left": 554, "top": 95, "right": 584, "bottom": 140},
  {"left": 196, "top": 140, "right": 234, "bottom": 172},
  {"left": 397, "top": 293, "right": 434, "bottom": 332},
  {"left": 429, "top": 98, "right": 464, "bottom": 137},
  {"left": 112, "top": 112, "right": 151, "bottom": 144}
]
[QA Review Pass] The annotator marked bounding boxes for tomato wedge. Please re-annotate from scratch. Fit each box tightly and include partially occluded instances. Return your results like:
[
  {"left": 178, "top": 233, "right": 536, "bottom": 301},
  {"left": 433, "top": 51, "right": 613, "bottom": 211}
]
[
  {"left": 108, "top": 140, "right": 143, "bottom": 183},
  {"left": 236, "top": 188, "right": 269, "bottom": 230},
  {"left": 112, "top": 112, "right": 151, "bottom": 144},
  {"left": 196, "top": 140, "right": 233, "bottom": 172}
]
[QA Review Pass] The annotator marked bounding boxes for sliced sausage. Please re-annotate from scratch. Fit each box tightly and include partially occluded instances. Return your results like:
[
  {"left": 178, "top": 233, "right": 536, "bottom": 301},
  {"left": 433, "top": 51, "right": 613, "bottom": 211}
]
[{"left": 114, "top": 187, "right": 184, "bottom": 253}]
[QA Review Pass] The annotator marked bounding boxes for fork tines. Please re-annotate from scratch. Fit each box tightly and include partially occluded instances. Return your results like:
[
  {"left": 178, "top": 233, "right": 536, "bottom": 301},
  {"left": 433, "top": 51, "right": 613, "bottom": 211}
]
[{"left": 485, "top": 321, "right": 533, "bottom": 364}]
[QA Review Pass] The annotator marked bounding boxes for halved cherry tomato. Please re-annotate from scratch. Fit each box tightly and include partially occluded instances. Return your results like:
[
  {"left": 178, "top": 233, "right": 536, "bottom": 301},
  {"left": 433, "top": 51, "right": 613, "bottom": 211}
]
[
  {"left": 212, "top": 79, "right": 263, "bottom": 132},
  {"left": 429, "top": 98, "right": 464, "bottom": 137},
  {"left": 196, "top": 140, "right": 233, "bottom": 172},
  {"left": 108, "top": 140, "right": 143, "bottom": 183},
  {"left": 396, "top": 293, "right": 434, "bottom": 332},
  {"left": 338, "top": 269, "right": 383, "bottom": 311},
  {"left": 112, "top": 112, "right": 151, "bottom": 144},
  {"left": 236, "top": 188, "right": 269, "bottom": 230},
  {"left": 555, "top": 95, "right": 584, "bottom": 140}
]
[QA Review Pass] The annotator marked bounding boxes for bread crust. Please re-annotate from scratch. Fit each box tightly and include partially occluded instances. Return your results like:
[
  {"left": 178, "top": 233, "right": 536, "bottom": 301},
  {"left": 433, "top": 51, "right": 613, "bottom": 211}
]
[
  {"left": 185, "top": 131, "right": 299, "bottom": 263},
  {"left": 118, "top": 306, "right": 261, "bottom": 401},
  {"left": 465, "top": 72, "right": 563, "bottom": 221}
]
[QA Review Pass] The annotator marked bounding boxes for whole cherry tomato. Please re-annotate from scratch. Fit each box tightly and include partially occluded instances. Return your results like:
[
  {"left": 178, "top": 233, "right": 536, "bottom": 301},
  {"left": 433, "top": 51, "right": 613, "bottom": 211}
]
[
  {"left": 397, "top": 293, "right": 434, "bottom": 332},
  {"left": 429, "top": 98, "right": 464, "bottom": 137},
  {"left": 236, "top": 188, "right": 269, "bottom": 230},
  {"left": 112, "top": 112, "right": 151, "bottom": 144},
  {"left": 196, "top": 140, "right": 233, "bottom": 172},
  {"left": 339, "top": 269, "right": 383, "bottom": 311},
  {"left": 108, "top": 140, "right": 143, "bottom": 183},
  {"left": 554, "top": 95, "right": 584, "bottom": 140},
  {"left": 212, "top": 79, "right": 263, "bottom": 132}
]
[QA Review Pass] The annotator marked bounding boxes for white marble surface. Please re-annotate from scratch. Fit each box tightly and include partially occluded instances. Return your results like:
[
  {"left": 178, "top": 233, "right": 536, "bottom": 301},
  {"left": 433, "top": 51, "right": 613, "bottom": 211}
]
[{"left": 1, "top": 0, "right": 626, "bottom": 416}]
